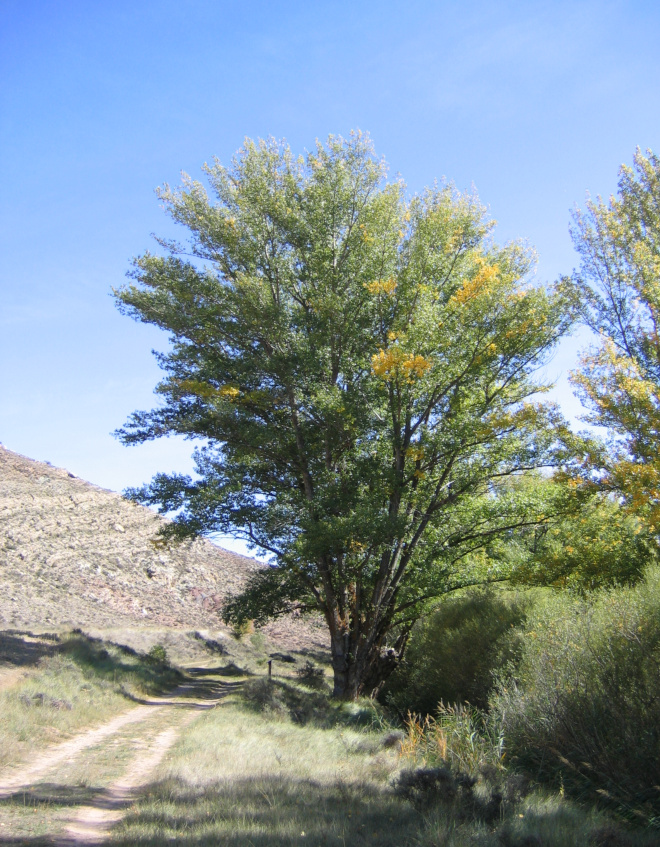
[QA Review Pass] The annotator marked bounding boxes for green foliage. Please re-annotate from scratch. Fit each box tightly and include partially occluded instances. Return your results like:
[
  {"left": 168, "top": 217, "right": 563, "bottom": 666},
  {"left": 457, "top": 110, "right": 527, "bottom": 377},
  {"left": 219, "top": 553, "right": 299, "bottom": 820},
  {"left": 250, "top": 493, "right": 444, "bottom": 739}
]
[
  {"left": 567, "top": 148, "right": 660, "bottom": 529},
  {"left": 506, "top": 492, "right": 659, "bottom": 591},
  {"left": 222, "top": 567, "right": 314, "bottom": 627},
  {"left": 115, "top": 132, "right": 575, "bottom": 697},
  {"left": 231, "top": 618, "right": 255, "bottom": 639},
  {"left": 145, "top": 643, "right": 168, "bottom": 665},
  {"left": 382, "top": 589, "right": 530, "bottom": 714},
  {"left": 492, "top": 566, "right": 660, "bottom": 826}
]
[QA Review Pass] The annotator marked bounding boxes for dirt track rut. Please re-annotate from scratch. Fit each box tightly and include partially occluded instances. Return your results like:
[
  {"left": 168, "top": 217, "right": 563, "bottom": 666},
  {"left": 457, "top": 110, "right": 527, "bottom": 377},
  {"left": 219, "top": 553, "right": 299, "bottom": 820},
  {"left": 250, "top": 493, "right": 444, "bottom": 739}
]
[{"left": 0, "top": 674, "right": 239, "bottom": 845}]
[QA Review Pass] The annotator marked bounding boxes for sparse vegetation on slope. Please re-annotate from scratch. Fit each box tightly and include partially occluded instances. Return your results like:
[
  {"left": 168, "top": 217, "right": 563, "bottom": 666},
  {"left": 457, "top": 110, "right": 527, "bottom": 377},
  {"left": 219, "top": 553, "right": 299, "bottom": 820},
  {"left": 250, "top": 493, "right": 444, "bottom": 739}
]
[
  {"left": 0, "top": 444, "right": 327, "bottom": 653},
  {"left": 0, "top": 444, "right": 259, "bottom": 631}
]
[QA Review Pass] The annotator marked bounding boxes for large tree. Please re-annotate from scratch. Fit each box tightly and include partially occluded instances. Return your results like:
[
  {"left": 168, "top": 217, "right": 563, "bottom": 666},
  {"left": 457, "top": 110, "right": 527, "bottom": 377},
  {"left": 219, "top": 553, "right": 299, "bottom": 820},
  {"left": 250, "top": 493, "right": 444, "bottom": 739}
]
[
  {"left": 568, "top": 148, "right": 660, "bottom": 529},
  {"left": 116, "top": 133, "right": 574, "bottom": 699}
]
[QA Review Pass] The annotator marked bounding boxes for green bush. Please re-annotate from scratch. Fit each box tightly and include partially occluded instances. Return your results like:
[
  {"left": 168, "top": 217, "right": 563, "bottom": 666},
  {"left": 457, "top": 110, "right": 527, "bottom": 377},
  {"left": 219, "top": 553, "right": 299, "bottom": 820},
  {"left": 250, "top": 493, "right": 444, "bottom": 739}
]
[
  {"left": 492, "top": 567, "right": 660, "bottom": 826},
  {"left": 382, "top": 589, "right": 531, "bottom": 714},
  {"left": 295, "top": 660, "right": 327, "bottom": 689},
  {"left": 144, "top": 643, "right": 168, "bottom": 665}
]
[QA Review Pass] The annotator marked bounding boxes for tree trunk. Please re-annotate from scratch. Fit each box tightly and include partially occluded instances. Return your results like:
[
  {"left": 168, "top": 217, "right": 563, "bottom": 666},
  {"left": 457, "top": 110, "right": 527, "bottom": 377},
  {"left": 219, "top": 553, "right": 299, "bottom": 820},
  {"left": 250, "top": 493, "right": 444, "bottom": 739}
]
[{"left": 328, "top": 628, "right": 403, "bottom": 700}]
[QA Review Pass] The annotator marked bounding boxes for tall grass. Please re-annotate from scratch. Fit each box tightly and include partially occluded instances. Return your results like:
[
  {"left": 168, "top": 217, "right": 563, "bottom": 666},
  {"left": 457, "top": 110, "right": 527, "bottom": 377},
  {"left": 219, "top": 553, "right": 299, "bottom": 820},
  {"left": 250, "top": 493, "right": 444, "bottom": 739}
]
[{"left": 400, "top": 704, "right": 505, "bottom": 775}]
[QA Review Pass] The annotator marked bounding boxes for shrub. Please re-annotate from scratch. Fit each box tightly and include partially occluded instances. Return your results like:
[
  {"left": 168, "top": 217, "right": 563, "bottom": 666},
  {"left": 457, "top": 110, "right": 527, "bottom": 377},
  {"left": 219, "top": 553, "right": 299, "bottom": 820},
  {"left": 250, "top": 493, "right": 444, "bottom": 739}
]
[
  {"left": 492, "top": 566, "right": 660, "bottom": 826},
  {"left": 249, "top": 631, "right": 267, "bottom": 652},
  {"left": 295, "top": 660, "right": 326, "bottom": 688},
  {"left": 232, "top": 618, "right": 255, "bottom": 639},
  {"left": 241, "top": 677, "right": 286, "bottom": 716},
  {"left": 145, "top": 644, "right": 168, "bottom": 665},
  {"left": 382, "top": 589, "right": 530, "bottom": 714}
]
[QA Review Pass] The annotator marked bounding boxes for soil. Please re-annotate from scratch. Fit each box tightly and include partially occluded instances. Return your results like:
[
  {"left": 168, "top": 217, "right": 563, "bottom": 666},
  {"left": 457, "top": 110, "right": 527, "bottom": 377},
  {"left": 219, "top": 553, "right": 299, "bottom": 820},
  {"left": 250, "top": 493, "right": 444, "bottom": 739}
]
[
  {"left": 55, "top": 723, "right": 186, "bottom": 846},
  {"left": 0, "top": 444, "right": 328, "bottom": 652}
]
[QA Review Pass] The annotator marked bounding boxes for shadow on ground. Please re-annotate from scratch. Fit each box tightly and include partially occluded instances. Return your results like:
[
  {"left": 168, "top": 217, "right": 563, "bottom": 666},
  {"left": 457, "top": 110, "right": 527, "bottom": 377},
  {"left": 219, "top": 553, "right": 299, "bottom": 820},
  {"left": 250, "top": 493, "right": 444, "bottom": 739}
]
[
  {"left": 0, "top": 783, "right": 101, "bottom": 809},
  {"left": 0, "top": 631, "right": 59, "bottom": 669},
  {"left": 107, "top": 774, "right": 422, "bottom": 847}
]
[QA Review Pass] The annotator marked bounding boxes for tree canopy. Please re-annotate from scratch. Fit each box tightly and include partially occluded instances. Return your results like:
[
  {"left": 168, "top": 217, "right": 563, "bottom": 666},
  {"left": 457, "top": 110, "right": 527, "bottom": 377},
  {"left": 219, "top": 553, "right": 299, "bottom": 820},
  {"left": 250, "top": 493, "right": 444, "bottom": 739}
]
[
  {"left": 116, "top": 133, "right": 575, "bottom": 698},
  {"left": 568, "top": 149, "right": 660, "bottom": 530},
  {"left": 499, "top": 477, "right": 659, "bottom": 592}
]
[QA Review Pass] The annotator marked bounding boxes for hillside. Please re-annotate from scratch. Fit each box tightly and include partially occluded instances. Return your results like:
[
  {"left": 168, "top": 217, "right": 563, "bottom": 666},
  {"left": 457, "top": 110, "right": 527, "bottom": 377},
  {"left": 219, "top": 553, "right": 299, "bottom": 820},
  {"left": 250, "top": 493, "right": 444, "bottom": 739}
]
[{"left": 0, "top": 444, "right": 261, "bottom": 633}]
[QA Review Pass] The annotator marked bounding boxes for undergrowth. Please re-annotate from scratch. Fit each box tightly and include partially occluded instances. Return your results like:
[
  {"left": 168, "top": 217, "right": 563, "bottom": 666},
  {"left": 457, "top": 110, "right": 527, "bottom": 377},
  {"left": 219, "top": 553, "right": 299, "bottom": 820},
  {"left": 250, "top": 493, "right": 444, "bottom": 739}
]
[
  {"left": 397, "top": 702, "right": 658, "bottom": 846},
  {"left": 492, "top": 568, "right": 660, "bottom": 828},
  {"left": 114, "top": 673, "right": 658, "bottom": 846}
]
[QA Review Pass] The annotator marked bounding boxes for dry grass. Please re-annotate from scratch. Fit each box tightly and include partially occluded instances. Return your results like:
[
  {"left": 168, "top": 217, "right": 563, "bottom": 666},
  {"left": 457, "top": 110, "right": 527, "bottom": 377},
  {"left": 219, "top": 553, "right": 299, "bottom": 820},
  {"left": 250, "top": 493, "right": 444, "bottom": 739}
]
[
  {"left": 0, "top": 631, "right": 180, "bottom": 769},
  {"left": 106, "top": 679, "right": 659, "bottom": 847},
  {"left": 111, "top": 685, "right": 416, "bottom": 846}
]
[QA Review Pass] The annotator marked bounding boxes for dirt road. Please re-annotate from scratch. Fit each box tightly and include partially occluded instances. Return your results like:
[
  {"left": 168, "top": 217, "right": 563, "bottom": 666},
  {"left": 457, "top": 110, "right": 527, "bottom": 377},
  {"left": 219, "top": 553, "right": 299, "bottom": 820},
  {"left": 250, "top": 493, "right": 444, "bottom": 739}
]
[{"left": 0, "top": 673, "right": 239, "bottom": 845}]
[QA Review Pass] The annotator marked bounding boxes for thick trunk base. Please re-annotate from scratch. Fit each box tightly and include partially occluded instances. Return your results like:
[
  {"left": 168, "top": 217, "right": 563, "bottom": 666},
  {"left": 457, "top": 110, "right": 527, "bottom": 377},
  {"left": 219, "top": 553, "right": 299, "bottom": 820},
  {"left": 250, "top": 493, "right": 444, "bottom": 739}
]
[{"left": 330, "top": 647, "right": 400, "bottom": 700}]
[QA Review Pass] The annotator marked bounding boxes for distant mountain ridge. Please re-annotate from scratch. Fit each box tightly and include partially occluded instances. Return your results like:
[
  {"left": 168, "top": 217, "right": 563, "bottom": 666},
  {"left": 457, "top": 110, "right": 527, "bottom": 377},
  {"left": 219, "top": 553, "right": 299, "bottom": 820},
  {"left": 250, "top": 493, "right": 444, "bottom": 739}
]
[{"left": 0, "top": 444, "right": 261, "bottom": 631}]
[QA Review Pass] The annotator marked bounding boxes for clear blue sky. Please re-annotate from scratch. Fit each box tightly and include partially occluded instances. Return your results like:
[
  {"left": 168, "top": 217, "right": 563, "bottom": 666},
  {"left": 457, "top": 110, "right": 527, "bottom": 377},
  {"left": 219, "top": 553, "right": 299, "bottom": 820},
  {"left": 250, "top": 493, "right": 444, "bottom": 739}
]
[{"left": 1, "top": 1, "right": 659, "bottom": 553}]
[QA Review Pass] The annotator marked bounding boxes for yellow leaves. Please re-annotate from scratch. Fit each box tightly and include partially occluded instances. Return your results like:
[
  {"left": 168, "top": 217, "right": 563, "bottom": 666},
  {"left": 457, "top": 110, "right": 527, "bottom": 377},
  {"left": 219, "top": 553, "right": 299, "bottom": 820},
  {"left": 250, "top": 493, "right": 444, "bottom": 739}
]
[
  {"left": 406, "top": 445, "right": 425, "bottom": 462},
  {"left": 408, "top": 444, "right": 427, "bottom": 478},
  {"left": 371, "top": 346, "right": 432, "bottom": 383},
  {"left": 371, "top": 347, "right": 402, "bottom": 379},
  {"left": 359, "top": 223, "right": 374, "bottom": 244},
  {"left": 175, "top": 380, "right": 241, "bottom": 402},
  {"left": 506, "top": 320, "right": 530, "bottom": 340},
  {"left": 176, "top": 380, "right": 218, "bottom": 399},
  {"left": 404, "top": 355, "right": 433, "bottom": 379},
  {"left": 364, "top": 277, "right": 397, "bottom": 296},
  {"left": 450, "top": 259, "right": 500, "bottom": 306}
]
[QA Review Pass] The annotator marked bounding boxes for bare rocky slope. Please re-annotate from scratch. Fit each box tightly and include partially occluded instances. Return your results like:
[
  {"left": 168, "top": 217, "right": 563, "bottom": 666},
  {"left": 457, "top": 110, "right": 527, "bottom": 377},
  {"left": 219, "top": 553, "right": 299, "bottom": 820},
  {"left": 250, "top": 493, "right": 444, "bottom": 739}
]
[{"left": 0, "top": 444, "right": 321, "bottom": 649}]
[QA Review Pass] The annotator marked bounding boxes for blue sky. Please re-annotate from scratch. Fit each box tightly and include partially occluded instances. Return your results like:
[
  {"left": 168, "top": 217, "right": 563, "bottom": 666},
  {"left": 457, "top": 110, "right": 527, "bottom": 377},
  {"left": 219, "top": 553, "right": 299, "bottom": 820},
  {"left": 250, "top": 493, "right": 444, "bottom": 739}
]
[{"left": 1, "top": 1, "right": 659, "bottom": 554}]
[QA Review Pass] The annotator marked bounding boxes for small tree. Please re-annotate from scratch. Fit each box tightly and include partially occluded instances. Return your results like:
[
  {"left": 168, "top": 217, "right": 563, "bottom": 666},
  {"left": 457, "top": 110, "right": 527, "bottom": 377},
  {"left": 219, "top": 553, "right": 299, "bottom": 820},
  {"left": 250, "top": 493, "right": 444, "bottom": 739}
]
[
  {"left": 116, "top": 133, "right": 574, "bottom": 699},
  {"left": 568, "top": 149, "right": 660, "bottom": 529}
]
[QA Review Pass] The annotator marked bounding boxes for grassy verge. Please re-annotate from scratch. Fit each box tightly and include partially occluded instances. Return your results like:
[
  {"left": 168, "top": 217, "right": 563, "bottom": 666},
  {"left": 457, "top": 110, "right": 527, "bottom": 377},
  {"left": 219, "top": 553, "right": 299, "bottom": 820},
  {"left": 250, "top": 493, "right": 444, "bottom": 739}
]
[
  {"left": 397, "top": 707, "right": 659, "bottom": 847},
  {"left": 110, "top": 679, "right": 658, "bottom": 847},
  {"left": 0, "top": 631, "right": 181, "bottom": 769},
  {"left": 112, "top": 682, "right": 413, "bottom": 846}
]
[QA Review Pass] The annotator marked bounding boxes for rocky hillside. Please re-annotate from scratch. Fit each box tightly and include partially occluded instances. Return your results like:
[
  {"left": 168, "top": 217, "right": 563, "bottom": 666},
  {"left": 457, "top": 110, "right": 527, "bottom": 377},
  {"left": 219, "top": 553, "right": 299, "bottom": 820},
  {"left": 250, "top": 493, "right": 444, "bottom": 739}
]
[{"left": 0, "top": 444, "right": 262, "bottom": 631}]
